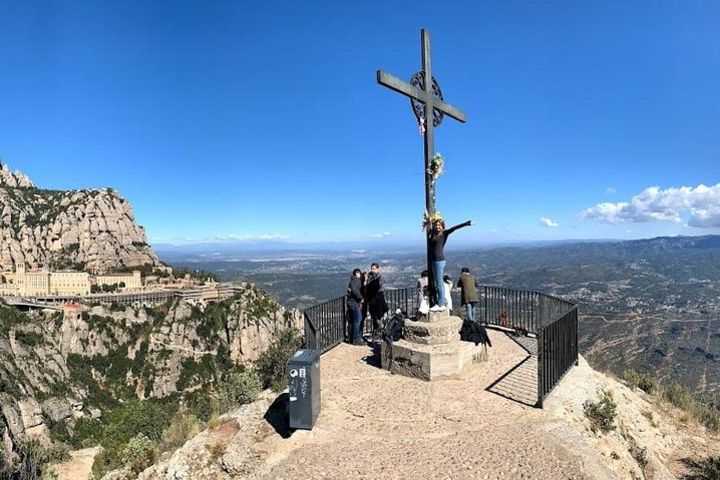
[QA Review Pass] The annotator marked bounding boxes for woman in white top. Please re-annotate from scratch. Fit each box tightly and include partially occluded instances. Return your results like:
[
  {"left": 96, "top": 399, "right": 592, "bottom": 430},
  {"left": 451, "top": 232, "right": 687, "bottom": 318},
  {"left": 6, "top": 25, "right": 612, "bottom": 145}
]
[{"left": 443, "top": 274, "right": 453, "bottom": 310}]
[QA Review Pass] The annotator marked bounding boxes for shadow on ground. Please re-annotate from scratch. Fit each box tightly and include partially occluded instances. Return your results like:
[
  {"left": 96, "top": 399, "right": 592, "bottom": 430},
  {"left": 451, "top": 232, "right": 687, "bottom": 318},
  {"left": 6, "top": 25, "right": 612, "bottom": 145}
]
[
  {"left": 485, "top": 331, "right": 539, "bottom": 407},
  {"left": 264, "top": 393, "right": 294, "bottom": 439}
]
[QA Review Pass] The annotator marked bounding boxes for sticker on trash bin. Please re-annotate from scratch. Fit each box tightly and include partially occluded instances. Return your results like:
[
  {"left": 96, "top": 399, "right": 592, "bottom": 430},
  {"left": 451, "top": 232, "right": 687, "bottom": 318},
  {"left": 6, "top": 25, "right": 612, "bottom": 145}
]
[
  {"left": 299, "top": 367, "right": 306, "bottom": 378},
  {"left": 289, "top": 369, "right": 298, "bottom": 378}
]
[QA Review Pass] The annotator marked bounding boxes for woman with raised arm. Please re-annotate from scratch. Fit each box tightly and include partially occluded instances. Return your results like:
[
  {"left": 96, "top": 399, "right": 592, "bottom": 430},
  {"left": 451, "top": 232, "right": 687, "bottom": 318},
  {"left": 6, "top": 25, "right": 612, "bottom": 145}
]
[{"left": 428, "top": 218, "right": 474, "bottom": 310}]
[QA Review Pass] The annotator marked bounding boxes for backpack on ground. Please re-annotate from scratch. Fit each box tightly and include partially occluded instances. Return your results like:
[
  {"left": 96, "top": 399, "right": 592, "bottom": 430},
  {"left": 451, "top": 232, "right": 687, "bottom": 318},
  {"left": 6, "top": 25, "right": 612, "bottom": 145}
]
[
  {"left": 382, "top": 309, "right": 406, "bottom": 342},
  {"left": 460, "top": 320, "right": 492, "bottom": 347},
  {"left": 381, "top": 309, "right": 406, "bottom": 370}
]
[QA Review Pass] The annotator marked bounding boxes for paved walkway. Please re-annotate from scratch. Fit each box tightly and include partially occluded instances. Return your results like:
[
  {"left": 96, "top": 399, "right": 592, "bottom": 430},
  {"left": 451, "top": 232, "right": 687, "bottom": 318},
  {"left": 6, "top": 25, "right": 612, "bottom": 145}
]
[{"left": 250, "top": 330, "right": 616, "bottom": 480}]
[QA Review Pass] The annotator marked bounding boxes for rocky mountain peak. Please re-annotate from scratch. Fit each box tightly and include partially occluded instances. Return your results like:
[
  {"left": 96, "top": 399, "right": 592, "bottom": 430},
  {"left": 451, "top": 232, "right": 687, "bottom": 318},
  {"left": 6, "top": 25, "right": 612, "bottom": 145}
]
[
  {"left": 0, "top": 159, "right": 34, "bottom": 188},
  {"left": 0, "top": 159, "right": 159, "bottom": 271}
]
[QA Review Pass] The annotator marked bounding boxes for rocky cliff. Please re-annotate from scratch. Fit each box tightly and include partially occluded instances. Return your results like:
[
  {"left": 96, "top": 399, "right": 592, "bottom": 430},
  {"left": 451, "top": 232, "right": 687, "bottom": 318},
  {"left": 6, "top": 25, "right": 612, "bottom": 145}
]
[
  {"left": 0, "top": 284, "right": 302, "bottom": 473},
  {"left": 0, "top": 161, "right": 158, "bottom": 271}
]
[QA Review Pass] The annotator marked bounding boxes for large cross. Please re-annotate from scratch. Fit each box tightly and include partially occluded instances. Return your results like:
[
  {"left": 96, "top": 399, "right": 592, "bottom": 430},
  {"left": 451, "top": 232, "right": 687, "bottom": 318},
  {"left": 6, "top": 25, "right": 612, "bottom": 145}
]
[{"left": 377, "top": 28, "right": 467, "bottom": 303}]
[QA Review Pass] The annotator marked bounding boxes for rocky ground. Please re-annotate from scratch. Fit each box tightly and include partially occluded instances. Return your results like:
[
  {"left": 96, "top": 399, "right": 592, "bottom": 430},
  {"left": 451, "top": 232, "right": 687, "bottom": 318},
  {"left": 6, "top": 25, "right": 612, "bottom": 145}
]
[{"left": 136, "top": 329, "right": 720, "bottom": 480}]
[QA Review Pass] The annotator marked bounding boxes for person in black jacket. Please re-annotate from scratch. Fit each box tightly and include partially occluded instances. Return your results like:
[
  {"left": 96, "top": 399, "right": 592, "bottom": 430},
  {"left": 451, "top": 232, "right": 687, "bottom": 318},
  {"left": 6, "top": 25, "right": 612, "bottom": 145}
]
[
  {"left": 346, "top": 268, "right": 364, "bottom": 345},
  {"left": 429, "top": 218, "right": 474, "bottom": 310},
  {"left": 365, "top": 263, "right": 388, "bottom": 338}
]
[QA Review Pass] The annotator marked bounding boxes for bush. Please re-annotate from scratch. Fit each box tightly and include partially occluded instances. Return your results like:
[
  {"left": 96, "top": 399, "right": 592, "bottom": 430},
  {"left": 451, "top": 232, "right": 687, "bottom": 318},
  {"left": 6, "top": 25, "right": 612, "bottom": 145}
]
[
  {"left": 14, "top": 440, "right": 69, "bottom": 480},
  {"left": 622, "top": 369, "right": 657, "bottom": 394},
  {"left": 662, "top": 382, "right": 695, "bottom": 411},
  {"left": 660, "top": 383, "right": 720, "bottom": 434},
  {"left": 681, "top": 455, "right": 720, "bottom": 480},
  {"left": 0, "top": 450, "right": 13, "bottom": 480},
  {"left": 14, "top": 330, "right": 44, "bottom": 348},
  {"left": 122, "top": 434, "right": 157, "bottom": 474},
  {"left": 206, "top": 442, "right": 226, "bottom": 461},
  {"left": 220, "top": 368, "right": 262, "bottom": 408},
  {"left": 583, "top": 390, "right": 618, "bottom": 433},
  {"left": 160, "top": 412, "right": 203, "bottom": 453},
  {"left": 255, "top": 328, "right": 303, "bottom": 392},
  {"left": 91, "top": 399, "right": 177, "bottom": 478}
]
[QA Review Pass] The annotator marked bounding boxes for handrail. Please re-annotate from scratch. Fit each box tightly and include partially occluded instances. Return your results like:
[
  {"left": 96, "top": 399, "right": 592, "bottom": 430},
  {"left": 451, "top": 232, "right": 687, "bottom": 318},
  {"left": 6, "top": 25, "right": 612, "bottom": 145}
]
[{"left": 302, "top": 285, "right": 578, "bottom": 408}]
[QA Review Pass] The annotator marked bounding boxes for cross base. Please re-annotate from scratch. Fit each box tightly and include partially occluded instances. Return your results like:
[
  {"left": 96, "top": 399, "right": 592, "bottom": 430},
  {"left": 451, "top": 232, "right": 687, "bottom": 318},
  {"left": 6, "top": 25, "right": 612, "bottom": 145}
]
[{"left": 381, "top": 308, "right": 489, "bottom": 381}]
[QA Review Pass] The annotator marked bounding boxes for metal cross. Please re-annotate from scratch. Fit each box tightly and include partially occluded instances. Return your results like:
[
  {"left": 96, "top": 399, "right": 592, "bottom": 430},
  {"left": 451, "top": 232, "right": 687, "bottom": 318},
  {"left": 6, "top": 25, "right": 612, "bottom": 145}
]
[{"left": 376, "top": 28, "right": 467, "bottom": 303}]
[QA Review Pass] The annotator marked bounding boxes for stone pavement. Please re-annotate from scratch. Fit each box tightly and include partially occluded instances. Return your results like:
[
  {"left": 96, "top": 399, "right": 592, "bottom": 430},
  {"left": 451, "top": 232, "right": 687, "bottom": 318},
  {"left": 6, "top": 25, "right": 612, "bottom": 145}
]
[{"left": 253, "top": 330, "right": 616, "bottom": 479}]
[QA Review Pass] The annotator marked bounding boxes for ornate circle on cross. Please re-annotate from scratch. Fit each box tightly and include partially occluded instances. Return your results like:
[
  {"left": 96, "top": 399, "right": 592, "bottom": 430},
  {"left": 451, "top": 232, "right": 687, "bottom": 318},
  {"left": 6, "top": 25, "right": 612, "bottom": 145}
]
[{"left": 409, "top": 71, "right": 445, "bottom": 127}]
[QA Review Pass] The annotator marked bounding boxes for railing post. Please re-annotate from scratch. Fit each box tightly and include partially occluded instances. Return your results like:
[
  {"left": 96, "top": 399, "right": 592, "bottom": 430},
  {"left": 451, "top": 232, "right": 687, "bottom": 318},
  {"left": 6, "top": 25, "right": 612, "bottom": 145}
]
[
  {"left": 304, "top": 310, "right": 317, "bottom": 350},
  {"left": 574, "top": 307, "right": 579, "bottom": 366},
  {"left": 536, "top": 327, "right": 544, "bottom": 408},
  {"left": 483, "top": 286, "right": 488, "bottom": 324},
  {"left": 342, "top": 295, "right": 348, "bottom": 342}
]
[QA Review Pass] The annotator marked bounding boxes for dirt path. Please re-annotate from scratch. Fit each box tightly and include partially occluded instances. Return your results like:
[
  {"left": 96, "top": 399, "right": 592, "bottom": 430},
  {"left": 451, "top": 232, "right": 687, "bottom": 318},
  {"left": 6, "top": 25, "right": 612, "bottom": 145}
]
[
  {"left": 52, "top": 446, "right": 99, "bottom": 480},
  {"left": 247, "top": 331, "right": 616, "bottom": 480}
]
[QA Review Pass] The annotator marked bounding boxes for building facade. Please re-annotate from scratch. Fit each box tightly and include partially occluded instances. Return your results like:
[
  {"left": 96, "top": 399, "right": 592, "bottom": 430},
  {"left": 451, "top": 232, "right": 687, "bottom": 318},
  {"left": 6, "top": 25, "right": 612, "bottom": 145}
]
[
  {"left": 50, "top": 271, "right": 91, "bottom": 296},
  {"left": 0, "top": 263, "right": 91, "bottom": 297},
  {"left": 94, "top": 271, "right": 142, "bottom": 291}
]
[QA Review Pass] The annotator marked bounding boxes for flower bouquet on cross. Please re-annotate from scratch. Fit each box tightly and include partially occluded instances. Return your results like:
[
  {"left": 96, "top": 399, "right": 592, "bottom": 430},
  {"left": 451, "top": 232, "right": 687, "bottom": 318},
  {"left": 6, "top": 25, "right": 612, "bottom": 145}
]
[
  {"left": 422, "top": 210, "right": 443, "bottom": 232},
  {"left": 427, "top": 153, "right": 444, "bottom": 180}
]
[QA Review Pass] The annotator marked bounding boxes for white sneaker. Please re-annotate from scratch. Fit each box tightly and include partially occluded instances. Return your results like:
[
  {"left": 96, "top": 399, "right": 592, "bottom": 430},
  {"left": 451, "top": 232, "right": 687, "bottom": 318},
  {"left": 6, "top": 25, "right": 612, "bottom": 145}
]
[{"left": 429, "top": 305, "right": 444, "bottom": 312}]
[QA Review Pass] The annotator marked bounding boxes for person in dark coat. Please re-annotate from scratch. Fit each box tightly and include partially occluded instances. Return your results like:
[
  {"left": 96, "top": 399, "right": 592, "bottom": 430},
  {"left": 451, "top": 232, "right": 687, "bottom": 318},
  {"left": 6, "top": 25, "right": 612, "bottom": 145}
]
[
  {"left": 429, "top": 218, "right": 474, "bottom": 310},
  {"left": 346, "top": 269, "right": 364, "bottom": 345},
  {"left": 365, "top": 263, "right": 388, "bottom": 338},
  {"left": 457, "top": 267, "right": 480, "bottom": 322}
]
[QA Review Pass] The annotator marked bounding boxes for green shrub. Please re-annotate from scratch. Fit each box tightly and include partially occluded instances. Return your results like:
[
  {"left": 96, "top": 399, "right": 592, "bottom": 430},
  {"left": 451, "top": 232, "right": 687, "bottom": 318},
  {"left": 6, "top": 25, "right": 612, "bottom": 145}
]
[
  {"left": 255, "top": 328, "right": 303, "bottom": 392},
  {"left": 91, "top": 399, "right": 177, "bottom": 478},
  {"left": 15, "top": 440, "right": 69, "bottom": 480},
  {"left": 216, "top": 368, "right": 262, "bottom": 412},
  {"left": 660, "top": 384, "right": 720, "bottom": 433},
  {"left": 662, "top": 382, "right": 695, "bottom": 411},
  {"left": 122, "top": 434, "right": 157, "bottom": 474},
  {"left": 622, "top": 369, "right": 657, "bottom": 394},
  {"left": 160, "top": 412, "right": 203, "bottom": 453},
  {"left": 14, "top": 330, "right": 44, "bottom": 347},
  {"left": 71, "top": 417, "right": 103, "bottom": 448},
  {"left": 681, "top": 455, "right": 720, "bottom": 480},
  {"left": 583, "top": 390, "right": 618, "bottom": 433}
]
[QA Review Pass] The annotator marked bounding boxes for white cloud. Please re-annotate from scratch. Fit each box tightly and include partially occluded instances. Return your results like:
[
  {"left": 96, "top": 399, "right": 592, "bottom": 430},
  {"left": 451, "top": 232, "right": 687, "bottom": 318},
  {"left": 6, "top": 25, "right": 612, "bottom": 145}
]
[
  {"left": 605, "top": 187, "right": 617, "bottom": 195},
  {"left": 581, "top": 183, "right": 720, "bottom": 228},
  {"left": 370, "top": 232, "right": 391, "bottom": 238},
  {"left": 540, "top": 216, "right": 559, "bottom": 228}
]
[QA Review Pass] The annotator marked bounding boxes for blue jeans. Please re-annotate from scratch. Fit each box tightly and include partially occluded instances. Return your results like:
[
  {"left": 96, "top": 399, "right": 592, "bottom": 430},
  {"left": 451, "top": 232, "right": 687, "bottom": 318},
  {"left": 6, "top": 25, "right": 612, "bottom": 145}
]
[
  {"left": 465, "top": 302, "right": 476, "bottom": 322},
  {"left": 347, "top": 299, "right": 362, "bottom": 341},
  {"left": 431, "top": 260, "right": 447, "bottom": 307}
]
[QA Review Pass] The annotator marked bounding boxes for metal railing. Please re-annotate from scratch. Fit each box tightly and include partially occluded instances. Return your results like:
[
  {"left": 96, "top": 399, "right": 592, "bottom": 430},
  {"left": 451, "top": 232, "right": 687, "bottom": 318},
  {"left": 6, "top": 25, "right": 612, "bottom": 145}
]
[
  {"left": 537, "top": 306, "right": 578, "bottom": 407},
  {"left": 304, "top": 296, "right": 347, "bottom": 354},
  {"left": 303, "top": 285, "right": 578, "bottom": 407},
  {"left": 304, "top": 287, "right": 418, "bottom": 353},
  {"left": 483, "top": 286, "right": 574, "bottom": 332}
]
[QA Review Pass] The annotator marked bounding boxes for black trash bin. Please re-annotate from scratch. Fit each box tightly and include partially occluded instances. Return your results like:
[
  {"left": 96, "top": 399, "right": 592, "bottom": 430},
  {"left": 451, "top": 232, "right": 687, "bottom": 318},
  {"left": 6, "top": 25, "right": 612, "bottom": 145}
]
[{"left": 288, "top": 349, "right": 321, "bottom": 430}]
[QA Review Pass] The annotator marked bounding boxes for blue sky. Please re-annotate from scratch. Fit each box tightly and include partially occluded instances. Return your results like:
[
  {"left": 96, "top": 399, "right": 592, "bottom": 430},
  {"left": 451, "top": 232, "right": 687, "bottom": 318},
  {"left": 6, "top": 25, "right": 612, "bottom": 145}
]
[{"left": 1, "top": 0, "right": 719, "bottom": 246}]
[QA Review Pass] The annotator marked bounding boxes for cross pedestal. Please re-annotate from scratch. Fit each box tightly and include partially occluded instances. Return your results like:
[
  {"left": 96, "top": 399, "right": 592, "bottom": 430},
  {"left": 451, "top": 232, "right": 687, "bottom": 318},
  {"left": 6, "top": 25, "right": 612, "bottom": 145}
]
[{"left": 381, "top": 308, "right": 487, "bottom": 381}]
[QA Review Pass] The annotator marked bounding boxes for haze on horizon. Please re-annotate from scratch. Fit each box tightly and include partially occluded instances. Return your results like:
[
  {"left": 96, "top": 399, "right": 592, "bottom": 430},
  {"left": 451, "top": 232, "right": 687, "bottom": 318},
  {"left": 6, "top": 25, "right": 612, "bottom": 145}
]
[{"left": 1, "top": 0, "right": 719, "bottom": 246}]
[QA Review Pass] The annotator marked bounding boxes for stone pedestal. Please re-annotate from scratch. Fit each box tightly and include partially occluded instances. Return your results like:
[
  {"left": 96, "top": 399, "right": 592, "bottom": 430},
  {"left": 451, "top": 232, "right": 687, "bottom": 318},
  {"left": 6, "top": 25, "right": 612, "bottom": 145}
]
[{"left": 381, "top": 308, "right": 484, "bottom": 381}]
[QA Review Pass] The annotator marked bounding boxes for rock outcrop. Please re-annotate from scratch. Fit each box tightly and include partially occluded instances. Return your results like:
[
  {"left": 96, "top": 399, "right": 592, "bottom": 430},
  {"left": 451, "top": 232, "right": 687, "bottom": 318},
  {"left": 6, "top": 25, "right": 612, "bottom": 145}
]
[
  {"left": 0, "top": 160, "right": 158, "bottom": 271},
  {"left": 0, "top": 162, "right": 33, "bottom": 189},
  {"left": 0, "top": 284, "right": 302, "bottom": 468}
]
